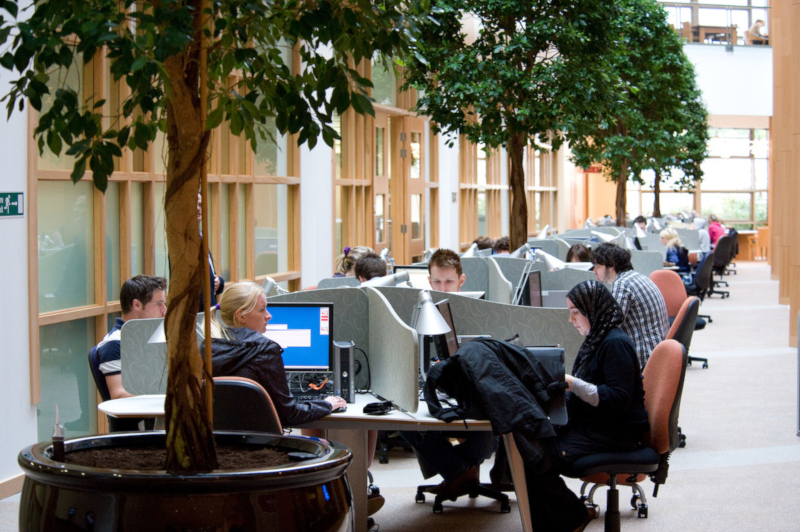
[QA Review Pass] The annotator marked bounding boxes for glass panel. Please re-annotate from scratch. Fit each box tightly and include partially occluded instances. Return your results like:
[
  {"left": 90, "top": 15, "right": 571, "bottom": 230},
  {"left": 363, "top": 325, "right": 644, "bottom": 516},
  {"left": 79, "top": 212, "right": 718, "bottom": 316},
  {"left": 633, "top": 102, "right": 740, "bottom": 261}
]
[
  {"left": 38, "top": 181, "right": 95, "bottom": 312},
  {"left": 701, "top": 192, "right": 752, "bottom": 221},
  {"left": 39, "top": 58, "right": 84, "bottom": 171},
  {"left": 371, "top": 54, "right": 397, "bottom": 107},
  {"left": 375, "top": 194, "right": 384, "bottom": 243},
  {"left": 626, "top": 189, "right": 641, "bottom": 218},
  {"left": 254, "top": 184, "right": 289, "bottom": 276},
  {"left": 131, "top": 182, "right": 145, "bottom": 276},
  {"left": 411, "top": 194, "right": 422, "bottom": 240},
  {"left": 154, "top": 183, "right": 169, "bottom": 280},
  {"left": 642, "top": 192, "right": 695, "bottom": 217},
  {"left": 221, "top": 120, "right": 232, "bottom": 175},
  {"left": 700, "top": 159, "right": 752, "bottom": 190},
  {"left": 107, "top": 312, "right": 121, "bottom": 334},
  {"left": 754, "top": 159, "right": 768, "bottom": 190},
  {"left": 534, "top": 192, "right": 542, "bottom": 228},
  {"left": 238, "top": 184, "right": 247, "bottom": 279},
  {"left": 333, "top": 114, "right": 342, "bottom": 180},
  {"left": 708, "top": 129, "right": 752, "bottom": 157},
  {"left": 335, "top": 186, "right": 343, "bottom": 255},
  {"left": 153, "top": 130, "right": 167, "bottom": 175},
  {"left": 755, "top": 192, "right": 768, "bottom": 224},
  {"left": 38, "top": 318, "right": 97, "bottom": 440},
  {"left": 477, "top": 144, "right": 487, "bottom": 186},
  {"left": 254, "top": 117, "right": 287, "bottom": 177},
  {"left": 410, "top": 132, "right": 421, "bottom": 179},
  {"left": 477, "top": 192, "right": 486, "bottom": 237},
  {"left": 220, "top": 184, "right": 231, "bottom": 280},
  {"left": 752, "top": 129, "right": 769, "bottom": 158},
  {"left": 375, "top": 127, "right": 384, "bottom": 177},
  {"left": 698, "top": 8, "right": 729, "bottom": 27},
  {"left": 534, "top": 150, "right": 541, "bottom": 187},
  {"left": 424, "top": 124, "right": 431, "bottom": 183},
  {"left": 105, "top": 182, "right": 121, "bottom": 301}
]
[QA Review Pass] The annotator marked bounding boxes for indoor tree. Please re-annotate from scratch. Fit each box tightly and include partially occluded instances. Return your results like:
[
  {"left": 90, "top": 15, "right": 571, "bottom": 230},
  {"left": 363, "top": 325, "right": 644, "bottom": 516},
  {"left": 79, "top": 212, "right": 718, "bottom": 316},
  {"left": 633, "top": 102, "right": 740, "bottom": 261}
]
[
  {"left": 569, "top": 0, "right": 708, "bottom": 225},
  {"left": 0, "top": 0, "right": 420, "bottom": 472},
  {"left": 403, "top": 0, "right": 619, "bottom": 249}
]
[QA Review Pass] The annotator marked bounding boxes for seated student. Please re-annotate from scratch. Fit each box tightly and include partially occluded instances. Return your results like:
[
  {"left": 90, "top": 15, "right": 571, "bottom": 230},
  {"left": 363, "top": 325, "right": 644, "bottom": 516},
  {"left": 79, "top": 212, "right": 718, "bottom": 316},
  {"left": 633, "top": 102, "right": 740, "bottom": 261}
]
[
  {"left": 400, "top": 249, "right": 495, "bottom": 500},
  {"left": 95, "top": 275, "right": 168, "bottom": 400},
  {"left": 694, "top": 217, "right": 711, "bottom": 255},
  {"left": 633, "top": 215, "right": 647, "bottom": 233},
  {"left": 207, "top": 281, "right": 346, "bottom": 426},
  {"left": 473, "top": 235, "right": 494, "bottom": 251},
  {"left": 707, "top": 214, "right": 725, "bottom": 248},
  {"left": 333, "top": 246, "right": 374, "bottom": 277},
  {"left": 523, "top": 280, "right": 649, "bottom": 532},
  {"left": 492, "top": 236, "right": 510, "bottom": 255},
  {"left": 566, "top": 243, "right": 592, "bottom": 263},
  {"left": 354, "top": 252, "right": 388, "bottom": 282},
  {"left": 660, "top": 228, "right": 690, "bottom": 272}
]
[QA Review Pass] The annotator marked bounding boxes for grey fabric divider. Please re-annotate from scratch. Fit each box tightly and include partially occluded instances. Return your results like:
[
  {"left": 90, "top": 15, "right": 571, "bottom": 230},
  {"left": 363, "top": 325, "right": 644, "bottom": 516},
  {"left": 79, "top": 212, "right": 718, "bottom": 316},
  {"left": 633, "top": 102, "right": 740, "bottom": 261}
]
[
  {"left": 121, "top": 318, "right": 202, "bottom": 395},
  {"left": 630, "top": 250, "right": 665, "bottom": 278},
  {"left": 478, "top": 248, "right": 494, "bottom": 257},
  {"left": 526, "top": 238, "right": 560, "bottom": 258},
  {"left": 318, "top": 276, "right": 361, "bottom": 289},
  {"left": 636, "top": 234, "right": 667, "bottom": 258},
  {"left": 493, "top": 256, "right": 545, "bottom": 294},
  {"left": 446, "top": 297, "right": 583, "bottom": 371},
  {"left": 676, "top": 228, "right": 701, "bottom": 250},
  {"left": 365, "top": 287, "right": 419, "bottom": 413},
  {"left": 460, "top": 256, "right": 489, "bottom": 292},
  {"left": 541, "top": 269, "right": 596, "bottom": 291},
  {"left": 487, "top": 258, "right": 513, "bottom": 305},
  {"left": 561, "top": 227, "right": 621, "bottom": 239},
  {"left": 552, "top": 239, "right": 571, "bottom": 260}
]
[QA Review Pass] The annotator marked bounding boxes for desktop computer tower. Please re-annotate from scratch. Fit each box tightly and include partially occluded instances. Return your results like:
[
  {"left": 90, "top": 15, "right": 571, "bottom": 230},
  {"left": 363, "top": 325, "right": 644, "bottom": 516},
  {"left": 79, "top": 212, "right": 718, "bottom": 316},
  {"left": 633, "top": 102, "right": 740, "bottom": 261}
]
[{"left": 333, "top": 341, "right": 355, "bottom": 403}]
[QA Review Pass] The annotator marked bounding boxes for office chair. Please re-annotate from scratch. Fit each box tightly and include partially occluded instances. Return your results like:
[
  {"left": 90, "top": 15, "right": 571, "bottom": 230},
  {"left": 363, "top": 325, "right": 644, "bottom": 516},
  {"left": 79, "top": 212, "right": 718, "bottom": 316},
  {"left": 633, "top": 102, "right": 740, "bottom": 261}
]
[
  {"left": 377, "top": 430, "right": 413, "bottom": 463},
  {"left": 212, "top": 376, "right": 282, "bottom": 433},
  {"left": 686, "top": 251, "right": 715, "bottom": 321},
  {"left": 667, "top": 297, "right": 706, "bottom": 368},
  {"left": 710, "top": 236, "right": 734, "bottom": 297},
  {"left": 88, "top": 347, "right": 152, "bottom": 432},
  {"left": 650, "top": 270, "right": 707, "bottom": 331},
  {"left": 566, "top": 340, "right": 687, "bottom": 532}
]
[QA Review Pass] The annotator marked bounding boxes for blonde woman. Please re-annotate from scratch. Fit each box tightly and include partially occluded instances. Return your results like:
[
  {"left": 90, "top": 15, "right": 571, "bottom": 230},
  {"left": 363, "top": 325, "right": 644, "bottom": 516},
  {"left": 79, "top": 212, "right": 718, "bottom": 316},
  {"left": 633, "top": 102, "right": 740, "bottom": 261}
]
[
  {"left": 659, "top": 228, "right": 689, "bottom": 272},
  {"left": 333, "top": 245, "right": 374, "bottom": 277},
  {"left": 207, "top": 281, "right": 346, "bottom": 426}
]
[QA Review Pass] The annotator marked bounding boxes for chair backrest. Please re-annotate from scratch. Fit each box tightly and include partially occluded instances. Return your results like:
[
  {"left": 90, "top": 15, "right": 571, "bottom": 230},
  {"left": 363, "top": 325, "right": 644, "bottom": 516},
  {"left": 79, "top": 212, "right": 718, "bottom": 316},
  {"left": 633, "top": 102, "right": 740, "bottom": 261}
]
[
  {"left": 213, "top": 376, "right": 283, "bottom": 434},
  {"left": 649, "top": 270, "right": 688, "bottom": 318},
  {"left": 88, "top": 346, "right": 112, "bottom": 402},
  {"left": 694, "top": 251, "right": 715, "bottom": 295},
  {"left": 642, "top": 340, "right": 687, "bottom": 454},
  {"left": 713, "top": 236, "right": 734, "bottom": 268},
  {"left": 665, "top": 297, "right": 700, "bottom": 354},
  {"left": 727, "top": 228, "right": 739, "bottom": 259}
]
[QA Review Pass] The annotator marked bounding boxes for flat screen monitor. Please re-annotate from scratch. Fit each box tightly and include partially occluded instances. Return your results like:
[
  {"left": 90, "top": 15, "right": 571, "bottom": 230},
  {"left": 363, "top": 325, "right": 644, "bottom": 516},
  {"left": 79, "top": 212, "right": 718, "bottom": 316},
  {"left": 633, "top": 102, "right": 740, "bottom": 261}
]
[
  {"left": 264, "top": 302, "right": 334, "bottom": 371},
  {"left": 435, "top": 299, "right": 459, "bottom": 358},
  {"left": 519, "top": 271, "right": 543, "bottom": 307},
  {"left": 394, "top": 265, "right": 432, "bottom": 290}
]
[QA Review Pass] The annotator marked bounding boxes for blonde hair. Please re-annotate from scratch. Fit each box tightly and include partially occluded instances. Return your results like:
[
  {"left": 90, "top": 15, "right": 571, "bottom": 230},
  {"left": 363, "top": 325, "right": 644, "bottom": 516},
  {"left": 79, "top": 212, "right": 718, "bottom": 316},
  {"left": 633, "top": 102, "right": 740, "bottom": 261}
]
[
  {"left": 334, "top": 246, "right": 374, "bottom": 276},
  {"left": 659, "top": 227, "right": 682, "bottom": 252},
  {"left": 206, "top": 281, "right": 264, "bottom": 339}
]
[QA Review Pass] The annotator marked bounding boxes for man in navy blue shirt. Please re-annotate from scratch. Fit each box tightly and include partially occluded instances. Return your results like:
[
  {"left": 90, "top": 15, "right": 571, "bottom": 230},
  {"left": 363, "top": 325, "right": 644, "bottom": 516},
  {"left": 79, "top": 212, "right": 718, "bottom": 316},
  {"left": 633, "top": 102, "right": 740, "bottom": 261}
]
[{"left": 96, "top": 275, "right": 167, "bottom": 399}]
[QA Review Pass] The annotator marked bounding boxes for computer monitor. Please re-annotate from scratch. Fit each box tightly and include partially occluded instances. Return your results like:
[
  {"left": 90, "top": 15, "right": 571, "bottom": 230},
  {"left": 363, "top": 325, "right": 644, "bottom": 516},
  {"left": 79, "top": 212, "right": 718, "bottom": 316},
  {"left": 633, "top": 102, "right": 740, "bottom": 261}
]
[
  {"left": 519, "top": 270, "right": 543, "bottom": 307},
  {"left": 393, "top": 265, "right": 432, "bottom": 290},
  {"left": 264, "top": 302, "right": 334, "bottom": 371},
  {"left": 435, "top": 299, "right": 459, "bottom": 358}
]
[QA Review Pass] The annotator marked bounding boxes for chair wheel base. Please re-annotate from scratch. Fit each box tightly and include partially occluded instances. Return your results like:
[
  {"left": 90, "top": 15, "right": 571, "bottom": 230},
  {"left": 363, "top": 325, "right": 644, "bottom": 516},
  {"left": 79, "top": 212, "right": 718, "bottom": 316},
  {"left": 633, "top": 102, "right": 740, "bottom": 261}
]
[
  {"left": 415, "top": 492, "right": 425, "bottom": 504},
  {"left": 432, "top": 499, "right": 443, "bottom": 513},
  {"left": 637, "top": 504, "right": 648, "bottom": 518}
]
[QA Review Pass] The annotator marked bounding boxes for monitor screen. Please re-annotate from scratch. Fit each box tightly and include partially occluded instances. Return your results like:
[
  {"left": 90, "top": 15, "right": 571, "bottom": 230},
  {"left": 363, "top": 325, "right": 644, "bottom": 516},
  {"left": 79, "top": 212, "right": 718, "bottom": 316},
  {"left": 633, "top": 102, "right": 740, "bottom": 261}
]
[
  {"left": 264, "top": 302, "right": 334, "bottom": 371},
  {"left": 394, "top": 265, "right": 432, "bottom": 290},
  {"left": 519, "top": 270, "right": 543, "bottom": 307},
  {"left": 435, "top": 299, "right": 459, "bottom": 358}
]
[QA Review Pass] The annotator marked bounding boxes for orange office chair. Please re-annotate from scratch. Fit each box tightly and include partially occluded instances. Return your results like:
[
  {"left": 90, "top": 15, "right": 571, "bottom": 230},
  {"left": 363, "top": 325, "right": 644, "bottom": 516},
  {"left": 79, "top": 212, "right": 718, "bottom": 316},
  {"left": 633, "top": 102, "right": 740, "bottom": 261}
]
[
  {"left": 213, "top": 376, "right": 282, "bottom": 434},
  {"left": 649, "top": 270, "right": 688, "bottom": 319},
  {"left": 566, "top": 340, "right": 687, "bottom": 532}
]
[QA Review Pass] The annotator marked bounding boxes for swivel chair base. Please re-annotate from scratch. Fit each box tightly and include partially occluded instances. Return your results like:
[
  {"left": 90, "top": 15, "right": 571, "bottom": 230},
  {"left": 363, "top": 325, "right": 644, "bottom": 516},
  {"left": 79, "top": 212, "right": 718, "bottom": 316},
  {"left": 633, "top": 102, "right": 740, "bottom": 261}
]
[
  {"left": 415, "top": 482, "right": 512, "bottom": 514},
  {"left": 687, "top": 355, "right": 709, "bottom": 369}
]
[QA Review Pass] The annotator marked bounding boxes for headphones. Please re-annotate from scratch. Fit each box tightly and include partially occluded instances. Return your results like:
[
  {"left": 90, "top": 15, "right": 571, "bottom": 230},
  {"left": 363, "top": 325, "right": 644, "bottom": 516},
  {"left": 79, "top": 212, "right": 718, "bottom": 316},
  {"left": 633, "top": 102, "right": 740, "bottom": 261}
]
[{"left": 363, "top": 401, "right": 394, "bottom": 416}]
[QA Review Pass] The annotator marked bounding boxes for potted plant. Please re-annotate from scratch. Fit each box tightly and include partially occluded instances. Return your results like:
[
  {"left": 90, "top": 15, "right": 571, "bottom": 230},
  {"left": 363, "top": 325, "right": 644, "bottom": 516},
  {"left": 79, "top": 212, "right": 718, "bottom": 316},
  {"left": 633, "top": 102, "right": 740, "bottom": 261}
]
[{"left": 1, "top": 0, "right": 419, "bottom": 527}]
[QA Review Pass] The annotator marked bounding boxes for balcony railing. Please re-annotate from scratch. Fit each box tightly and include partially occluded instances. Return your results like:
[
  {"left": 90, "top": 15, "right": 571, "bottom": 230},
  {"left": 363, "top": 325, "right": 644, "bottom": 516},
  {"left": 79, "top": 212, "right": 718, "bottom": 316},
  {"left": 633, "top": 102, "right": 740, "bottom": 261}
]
[{"left": 659, "top": 1, "right": 771, "bottom": 47}]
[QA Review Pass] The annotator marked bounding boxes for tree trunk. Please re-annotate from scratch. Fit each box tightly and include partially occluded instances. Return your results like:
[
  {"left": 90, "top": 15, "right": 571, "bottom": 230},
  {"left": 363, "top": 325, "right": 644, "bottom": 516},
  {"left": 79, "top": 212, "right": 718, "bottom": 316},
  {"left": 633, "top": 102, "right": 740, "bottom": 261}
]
[
  {"left": 161, "top": 2, "right": 217, "bottom": 473},
  {"left": 615, "top": 159, "right": 628, "bottom": 227},
  {"left": 653, "top": 170, "right": 662, "bottom": 218},
  {"left": 508, "top": 132, "right": 528, "bottom": 250}
]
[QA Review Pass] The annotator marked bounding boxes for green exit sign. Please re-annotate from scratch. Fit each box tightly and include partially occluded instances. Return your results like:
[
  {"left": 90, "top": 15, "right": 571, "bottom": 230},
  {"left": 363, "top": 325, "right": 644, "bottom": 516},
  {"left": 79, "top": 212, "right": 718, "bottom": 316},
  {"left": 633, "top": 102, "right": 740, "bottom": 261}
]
[{"left": 0, "top": 193, "right": 24, "bottom": 217}]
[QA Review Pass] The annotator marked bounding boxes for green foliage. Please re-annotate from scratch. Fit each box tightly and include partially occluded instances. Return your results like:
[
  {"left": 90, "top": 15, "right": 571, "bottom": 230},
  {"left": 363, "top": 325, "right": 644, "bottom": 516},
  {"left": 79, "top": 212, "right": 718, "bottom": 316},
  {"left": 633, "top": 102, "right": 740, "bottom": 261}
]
[
  {"left": 0, "top": 0, "right": 424, "bottom": 190},
  {"left": 569, "top": 0, "right": 709, "bottom": 190},
  {"left": 404, "top": 0, "right": 620, "bottom": 150}
]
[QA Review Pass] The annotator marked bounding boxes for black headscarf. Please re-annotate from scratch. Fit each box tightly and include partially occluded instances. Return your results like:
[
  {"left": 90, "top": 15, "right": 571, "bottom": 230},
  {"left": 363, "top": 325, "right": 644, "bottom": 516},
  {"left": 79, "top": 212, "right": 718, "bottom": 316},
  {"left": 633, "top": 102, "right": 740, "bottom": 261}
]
[{"left": 567, "top": 280, "right": 624, "bottom": 379}]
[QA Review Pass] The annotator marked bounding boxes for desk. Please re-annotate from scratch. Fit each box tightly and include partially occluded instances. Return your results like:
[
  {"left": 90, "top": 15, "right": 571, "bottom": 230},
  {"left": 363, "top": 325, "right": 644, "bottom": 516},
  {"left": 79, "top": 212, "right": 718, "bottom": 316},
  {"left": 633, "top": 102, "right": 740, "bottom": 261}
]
[{"left": 100, "top": 393, "right": 534, "bottom": 532}]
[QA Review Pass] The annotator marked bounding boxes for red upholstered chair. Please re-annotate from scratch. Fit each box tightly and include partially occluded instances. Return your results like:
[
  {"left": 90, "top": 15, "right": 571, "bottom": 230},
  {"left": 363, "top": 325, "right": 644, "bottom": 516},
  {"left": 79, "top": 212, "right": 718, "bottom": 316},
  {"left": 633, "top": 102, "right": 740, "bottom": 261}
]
[
  {"left": 566, "top": 340, "right": 688, "bottom": 531},
  {"left": 649, "top": 270, "right": 687, "bottom": 318}
]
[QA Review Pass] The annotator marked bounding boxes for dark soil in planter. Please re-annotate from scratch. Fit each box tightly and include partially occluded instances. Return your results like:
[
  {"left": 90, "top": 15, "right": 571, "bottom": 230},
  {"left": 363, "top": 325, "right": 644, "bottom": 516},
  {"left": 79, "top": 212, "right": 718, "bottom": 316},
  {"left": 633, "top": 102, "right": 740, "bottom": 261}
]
[{"left": 66, "top": 444, "right": 293, "bottom": 470}]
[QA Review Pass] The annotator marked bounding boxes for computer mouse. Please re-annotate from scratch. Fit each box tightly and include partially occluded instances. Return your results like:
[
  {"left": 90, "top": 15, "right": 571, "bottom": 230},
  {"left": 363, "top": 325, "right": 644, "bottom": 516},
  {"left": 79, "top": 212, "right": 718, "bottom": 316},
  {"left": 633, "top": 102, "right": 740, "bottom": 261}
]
[{"left": 332, "top": 405, "right": 347, "bottom": 413}]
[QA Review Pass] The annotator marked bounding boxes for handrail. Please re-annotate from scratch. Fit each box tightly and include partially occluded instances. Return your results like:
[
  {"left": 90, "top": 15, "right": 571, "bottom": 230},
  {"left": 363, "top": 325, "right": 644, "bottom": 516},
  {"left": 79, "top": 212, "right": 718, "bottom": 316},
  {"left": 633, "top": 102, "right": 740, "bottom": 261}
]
[{"left": 659, "top": 2, "right": 771, "bottom": 10}]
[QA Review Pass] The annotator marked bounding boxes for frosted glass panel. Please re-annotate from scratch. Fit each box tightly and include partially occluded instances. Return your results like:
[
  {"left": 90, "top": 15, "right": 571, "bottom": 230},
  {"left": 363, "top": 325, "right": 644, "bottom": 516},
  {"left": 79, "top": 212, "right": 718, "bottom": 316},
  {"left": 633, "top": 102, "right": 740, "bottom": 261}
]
[
  {"left": 131, "top": 182, "right": 145, "bottom": 276},
  {"left": 238, "top": 184, "right": 247, "bottom": 279},
  {"left": 154, "top": 183, "right": 169, "bottom": 280},
  {"left": 254, "top": 117, "right": 288, "bottom": 177},
  {"left": 38, "top": 181, "right": 95, "bottom": 312},
  {"left": 106, "top": 182, "right": 121, "bottom": 301},
  {"left": 38, "top": 60, "right": 84, "bottom": 171},
  {"left": 477, "top": 192, "right": 486, "bottom": 237},
  {"left": 38, "top": 319, "right": 97, "bottom": 440},
  {"left": 702, "top": 193, "right": 751, "bottom": 221},
  {"left": 220, "top": 184, "right": 231, "bottom": 280},
  {"left": 254, "top": 184, "right": 289, "bottom": 276},
  {"left": 372, "top": 54, "right": 397, "bottom": 107},
  {"left": 700, "top": 159, "right": 752, "bottom": 190}
]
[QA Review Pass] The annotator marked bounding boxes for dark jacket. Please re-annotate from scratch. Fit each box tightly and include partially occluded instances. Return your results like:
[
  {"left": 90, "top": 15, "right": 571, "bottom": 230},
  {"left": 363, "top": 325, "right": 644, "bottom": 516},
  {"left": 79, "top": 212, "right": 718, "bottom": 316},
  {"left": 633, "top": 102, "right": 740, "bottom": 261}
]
[
  {"left": 208, "top": 327, "right": 332, "bottom": 426},
  {"left": 569, "top": 328, "right": 648, "bottom": 441},
  {"left": 425, "top": 338, "right": 565, "bottom": 466}
]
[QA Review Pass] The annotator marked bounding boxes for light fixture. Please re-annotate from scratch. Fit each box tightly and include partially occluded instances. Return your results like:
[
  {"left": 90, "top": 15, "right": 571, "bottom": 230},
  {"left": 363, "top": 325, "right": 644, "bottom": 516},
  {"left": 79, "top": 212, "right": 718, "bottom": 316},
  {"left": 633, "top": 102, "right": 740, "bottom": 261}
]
[
  {"left": 411, "top": 290, "right": 452, "bottom": 377},
  {"left": 534, "top": 248, "right": 593, "bottom": 271},
  {"left": 635, "top": 225, "right": 648, "bottom": 238},
  {"left": 460, "top": 242, "right": 479, "bottom": 257},
  {"left": 509, "top": 243, "right": 531, "bottom": 258},
  {"left": 360, "top": 270, "right": 411, "bottom": 287},
  {"left": 535, "top": 225, "right": 551, "bottom": 239},
  {"left": 262, "top": 276, "right": 289, "bottom": 296},
  {"left": 148, "top": 321, "right": 167, "bottom": 344}
]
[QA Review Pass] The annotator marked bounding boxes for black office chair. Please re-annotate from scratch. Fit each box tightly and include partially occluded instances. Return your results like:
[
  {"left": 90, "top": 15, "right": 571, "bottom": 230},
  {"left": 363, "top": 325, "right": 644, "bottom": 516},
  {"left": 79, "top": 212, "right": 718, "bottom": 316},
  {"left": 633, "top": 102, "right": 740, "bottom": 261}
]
[
  {"left": 686, "top": 251, "right": 715, "bottom": 321},
  {"left": 726, "top": 228, "right": 739, "bottom": 274},
  {"left": 667, "top": 297, "right": 706, "bottom": 369},
  {"left": 88, "top": 347, "right": 149, "bottom": 432},
  {"left": 710, "top": 236, "right": 734, "bottom": 297},
  {"left": 213, "top": 377, "right": 282, "bottom": 433}
]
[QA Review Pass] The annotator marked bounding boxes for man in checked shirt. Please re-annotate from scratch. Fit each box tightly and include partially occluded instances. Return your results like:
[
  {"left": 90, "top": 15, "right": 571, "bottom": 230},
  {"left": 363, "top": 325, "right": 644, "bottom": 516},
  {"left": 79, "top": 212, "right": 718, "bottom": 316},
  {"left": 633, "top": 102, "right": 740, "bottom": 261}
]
[{"left": 592, "top": 243, "right": 670, "bottom": 367}]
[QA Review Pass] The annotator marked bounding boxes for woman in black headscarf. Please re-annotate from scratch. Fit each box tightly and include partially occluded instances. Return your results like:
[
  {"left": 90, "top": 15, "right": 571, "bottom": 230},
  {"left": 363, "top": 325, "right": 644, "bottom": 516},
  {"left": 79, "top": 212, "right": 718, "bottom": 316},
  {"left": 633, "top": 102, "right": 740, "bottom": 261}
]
[{"left": 525, "top": 280, "right": 649, "bottom": 532}]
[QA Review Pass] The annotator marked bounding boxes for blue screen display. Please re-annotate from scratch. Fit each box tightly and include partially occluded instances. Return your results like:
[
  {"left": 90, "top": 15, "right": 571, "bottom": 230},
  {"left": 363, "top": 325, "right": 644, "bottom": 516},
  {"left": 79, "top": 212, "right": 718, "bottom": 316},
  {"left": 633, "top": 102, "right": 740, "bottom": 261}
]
[{"left": 264, "top": 304, "right": 333, "bottom": 370}]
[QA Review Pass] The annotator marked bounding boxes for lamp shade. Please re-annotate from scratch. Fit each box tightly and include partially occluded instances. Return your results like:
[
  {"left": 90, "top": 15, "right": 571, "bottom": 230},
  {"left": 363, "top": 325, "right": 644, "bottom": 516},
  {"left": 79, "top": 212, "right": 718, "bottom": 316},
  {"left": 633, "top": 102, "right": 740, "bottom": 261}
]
[
  {"left": 360, "top": 270, "right": 410, "bottom": 287},
  {"left": 535, "top": 225, "right": 550, "bottom": 239},
  {"left": 509, "top": 243, "right": 531, "bottom": 258},
  {"left": 534, "top": 248, "right": 567, "bottom": 271},
  {"left": 460, "top": 243, "right": 479, "bottom": 258},
  {"left": 591, "top": 230, "right": 617, "bottom": 243},
  {"left": 583, "top": 218, "right": 596, "bottom": 228},
  {"left": 148, "top": 320, "right": 167, "bottom": 344},
  {"left": 414, "top": 290, "right": 451, "bottom": 336},
  {"left": 635, "top": 225, "right": 648, "bottom": 238}
]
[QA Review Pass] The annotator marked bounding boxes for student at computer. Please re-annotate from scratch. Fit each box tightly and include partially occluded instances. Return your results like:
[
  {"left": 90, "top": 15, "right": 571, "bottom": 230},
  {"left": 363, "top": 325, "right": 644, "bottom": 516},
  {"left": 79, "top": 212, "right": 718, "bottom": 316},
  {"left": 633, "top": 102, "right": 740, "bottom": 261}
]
[
  {"left": 492, "top": 236, "right": 510, "bottom": 255},
  {"left": 207, "top": 281, "right": 346, "bottom": 426},
  {"left": 354, "top": 252, "right": 387, "bottom": 281},
  {"left": 660, "top": 227, "right": 690, "bottom": 272},
  {"left": 333, "top": 246, "right": 374, "bottom": 277},
  {"left": 566, "top": 243, "right": 592, "bottom": 263},
  {"left": 400, "top": 249, "right": 495, "bottom": 500},
  {"left": 523, "top": 280, "right": 648, "bottom": 532}
]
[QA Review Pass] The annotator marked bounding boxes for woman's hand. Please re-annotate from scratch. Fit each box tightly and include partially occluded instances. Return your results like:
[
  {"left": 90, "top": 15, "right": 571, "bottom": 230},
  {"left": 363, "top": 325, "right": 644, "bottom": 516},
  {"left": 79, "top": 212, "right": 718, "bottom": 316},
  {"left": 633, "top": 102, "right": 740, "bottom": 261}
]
[{"left": 324, "top": 396, "right": 347, "bottom": 410}]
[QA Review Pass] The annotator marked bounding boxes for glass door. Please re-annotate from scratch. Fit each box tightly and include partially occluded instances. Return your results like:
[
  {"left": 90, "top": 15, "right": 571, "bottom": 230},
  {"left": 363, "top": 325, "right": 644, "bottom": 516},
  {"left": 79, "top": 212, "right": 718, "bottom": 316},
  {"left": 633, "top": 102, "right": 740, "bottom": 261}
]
[{"left": 373, "top": 112, "right": 391, "bottom": 255}]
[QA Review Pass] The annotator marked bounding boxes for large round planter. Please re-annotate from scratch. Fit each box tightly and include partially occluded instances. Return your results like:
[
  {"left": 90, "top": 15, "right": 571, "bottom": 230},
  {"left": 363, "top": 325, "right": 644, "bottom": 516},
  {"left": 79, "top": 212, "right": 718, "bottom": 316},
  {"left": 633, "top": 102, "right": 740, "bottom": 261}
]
[{"left": 18, "top": 431, "right": 353, "bottom": 532}]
